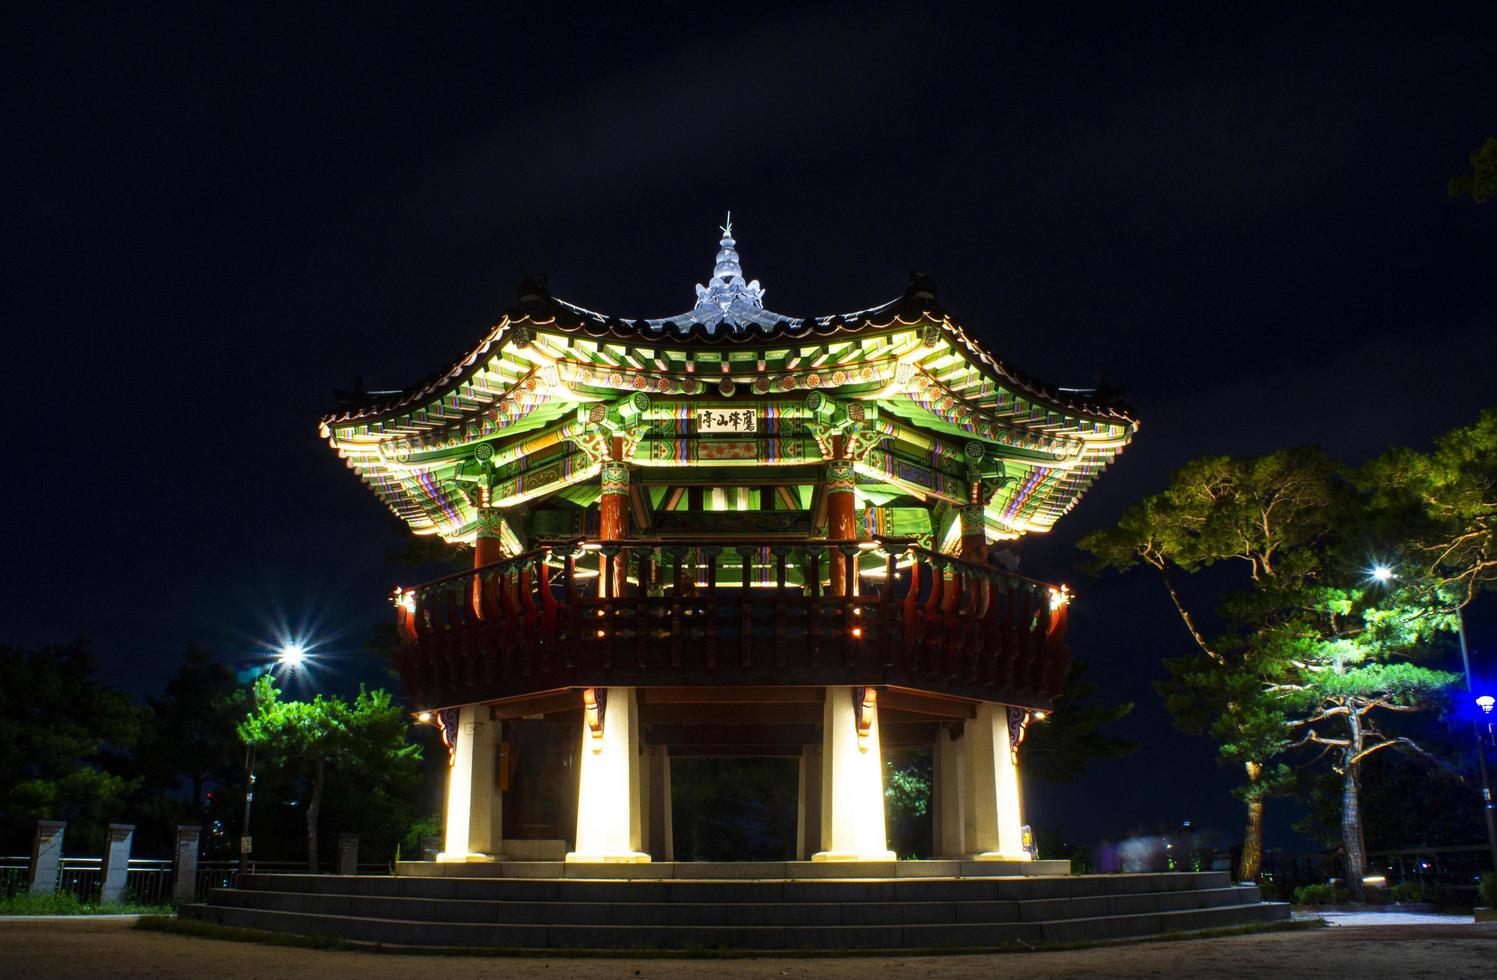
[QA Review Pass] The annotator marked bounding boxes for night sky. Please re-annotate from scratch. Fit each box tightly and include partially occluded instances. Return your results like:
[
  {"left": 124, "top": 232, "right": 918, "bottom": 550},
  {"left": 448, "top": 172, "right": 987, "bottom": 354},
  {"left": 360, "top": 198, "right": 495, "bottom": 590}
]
[{"left": 5, "top": 6, "right": 1494, "bottom": 850}]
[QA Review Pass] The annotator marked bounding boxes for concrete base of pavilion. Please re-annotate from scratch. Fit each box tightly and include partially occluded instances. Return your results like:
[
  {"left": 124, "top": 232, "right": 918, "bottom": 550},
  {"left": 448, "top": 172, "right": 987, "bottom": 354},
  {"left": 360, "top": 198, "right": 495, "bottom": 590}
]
[
  {"left": 394, "top": 857, "right": 1072, "bottom": 879},
  {"left": 182, "top": 867, "right": 1289, "bottom": 950}
]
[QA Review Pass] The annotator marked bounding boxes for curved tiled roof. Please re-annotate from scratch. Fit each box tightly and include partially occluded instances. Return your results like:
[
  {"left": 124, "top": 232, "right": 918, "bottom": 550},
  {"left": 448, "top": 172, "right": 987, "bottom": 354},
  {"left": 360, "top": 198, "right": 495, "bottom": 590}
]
[
  {"left": 323, "top": 271, "right": 1134, "bottom": 430},
  {"left": 320, "top": 227, "right": 1138, "bottom": 544}
]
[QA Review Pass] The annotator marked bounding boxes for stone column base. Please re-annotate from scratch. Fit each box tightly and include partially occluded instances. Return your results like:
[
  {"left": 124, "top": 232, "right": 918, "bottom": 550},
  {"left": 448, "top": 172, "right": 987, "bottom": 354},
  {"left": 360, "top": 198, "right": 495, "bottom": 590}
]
[
  {"left": 435, "top": 851, "right": 500, "bottom": 863},
  {"left": 564, "top": 852, "right": 652, "bottom": 864},
  {"left": 968, "top": 851, "right": 1032, "bottom": 862},
  {"left": 812, "top": 849, "right": 897, "bottom": 862}
]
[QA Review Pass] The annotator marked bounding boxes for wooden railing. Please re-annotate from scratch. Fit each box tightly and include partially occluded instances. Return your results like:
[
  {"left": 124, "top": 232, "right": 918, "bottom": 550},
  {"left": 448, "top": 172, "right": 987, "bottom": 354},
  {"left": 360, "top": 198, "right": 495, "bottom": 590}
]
[{"left": 393, "top": 537, "right": 1070, "bottom": 710}]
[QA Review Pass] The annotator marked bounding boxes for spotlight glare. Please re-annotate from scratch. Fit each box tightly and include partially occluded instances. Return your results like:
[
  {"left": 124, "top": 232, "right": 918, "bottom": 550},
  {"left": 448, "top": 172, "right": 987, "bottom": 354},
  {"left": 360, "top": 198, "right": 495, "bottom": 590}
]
[
  {"left": 277, "top": 642, "right": 306, "bottom": 669},
  {"left": 1371, "top": 565, "right": 1394, "bottom": 583}
]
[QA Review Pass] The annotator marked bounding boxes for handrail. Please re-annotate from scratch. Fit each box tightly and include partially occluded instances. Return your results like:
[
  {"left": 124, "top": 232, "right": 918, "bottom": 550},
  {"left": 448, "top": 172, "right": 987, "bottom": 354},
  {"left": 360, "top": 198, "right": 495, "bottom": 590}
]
[
  {"left": 392, "top": 534, "right": 1071, "bottom": 711},
  {"left": 410, "top": 546, "right": 551, "bottom": 591}
]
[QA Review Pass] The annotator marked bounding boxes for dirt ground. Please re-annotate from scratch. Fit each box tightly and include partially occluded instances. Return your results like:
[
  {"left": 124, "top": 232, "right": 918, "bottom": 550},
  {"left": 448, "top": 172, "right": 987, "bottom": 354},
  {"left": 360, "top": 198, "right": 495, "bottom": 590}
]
[{"left": 2, "top": 916, "right": 1493, "bottom": 979}]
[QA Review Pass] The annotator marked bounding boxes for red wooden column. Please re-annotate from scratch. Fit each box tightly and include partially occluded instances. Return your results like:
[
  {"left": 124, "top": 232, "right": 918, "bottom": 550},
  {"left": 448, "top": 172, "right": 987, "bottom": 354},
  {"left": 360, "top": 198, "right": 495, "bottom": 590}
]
[
  {"left": 826, "top": 440, "right": 858, "bottom": 596},
  {"left": 474, "top": 508, "right": 506, "bottom": 568},
  {"left": 599, "top": 438, "right": 630, "bottom": 597},
  {"left": 472, "top": 503, "right": 505, "bottom": 618},
  {"left": 959, "top": 501, "right": 988, "bottom": 564}
]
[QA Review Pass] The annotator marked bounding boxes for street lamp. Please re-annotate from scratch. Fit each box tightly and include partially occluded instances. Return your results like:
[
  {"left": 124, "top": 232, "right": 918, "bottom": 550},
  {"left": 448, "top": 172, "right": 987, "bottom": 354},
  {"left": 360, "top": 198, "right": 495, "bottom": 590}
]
[
  {"left": 1455, "top": 608, "right": 1497, "bottom": 876},
  {"left": 276, "top": 642, "right": 306, "bottom": 670},
  {"left": 1369, "top": 563, "right": 1497, "bottom": 872},
  {"left": 239, "top": 641, "right": 313, "bottom": 874}
]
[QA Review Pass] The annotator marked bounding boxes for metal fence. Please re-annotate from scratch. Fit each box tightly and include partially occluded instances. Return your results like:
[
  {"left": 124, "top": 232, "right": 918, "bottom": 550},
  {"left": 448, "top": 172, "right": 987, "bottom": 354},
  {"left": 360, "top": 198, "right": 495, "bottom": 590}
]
[
  {"left": 1257, "top": 851, "right": 1327, "bottom": 898},
  {"left": 1368, "top": 845, "right": 1490, "bottom": 906},
  {"left": 1257, "top": 845, "right": 1491, "bottom": 905},
  {"left": 0, "top": 856, "right": 392, "bottom": 905}
]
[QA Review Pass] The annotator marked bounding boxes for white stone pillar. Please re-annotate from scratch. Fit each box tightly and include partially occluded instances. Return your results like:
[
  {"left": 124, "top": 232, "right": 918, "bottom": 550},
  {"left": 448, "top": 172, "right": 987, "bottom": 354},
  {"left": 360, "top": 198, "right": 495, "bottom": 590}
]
[
  {"left": 932, "top": 726, "right": 965, "bottom": 859},
  {"left": 963, "top": 702, "right": 1029, "bottom": 861},
  {"left": 439, "top": 703, "right": 501, "bottom": 862},
  {"left": 814, "top": 686, "right": 895, "bottom": 862},
  {"left": 29, "top": 820, "right": 64, "bottom": 896},
  {"left": 337, "top": 833, "right": 359, "bottom": 876},
  {"left": 172, "top": 825, "right": 201, "bottom": 903},
  {"left": 100, "top": 824, "right": 134, "bottom": 903},
  {"left": 568, "top": 687, "right": 649, "bottom": 863}
]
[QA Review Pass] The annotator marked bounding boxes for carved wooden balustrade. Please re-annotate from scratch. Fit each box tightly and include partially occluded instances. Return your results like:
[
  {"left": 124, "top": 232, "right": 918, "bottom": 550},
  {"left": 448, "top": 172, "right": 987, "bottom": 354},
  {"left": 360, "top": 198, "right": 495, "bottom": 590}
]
[{"left": 393, "top": 537, "right": 1070, "bottom": 711}]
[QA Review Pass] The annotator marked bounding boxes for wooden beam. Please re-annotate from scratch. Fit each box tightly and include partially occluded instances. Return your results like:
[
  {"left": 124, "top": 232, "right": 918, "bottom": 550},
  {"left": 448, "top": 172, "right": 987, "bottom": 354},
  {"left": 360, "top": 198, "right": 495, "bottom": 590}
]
[
  {"left": 880, "top": 687, "right": 980, "bottom": 720},
  {"left": 639, "top": 687, "right": 825, "bottom": 704},
  {"left": 629, "top": 482, "right": 653, "bottom": 531},
  {"left": 650, "top": 748, "right": 812, "bottom": 758},
  {"left": 880, "top": 721, "right": 942, "bottom": 747},
  {"left": 879, "top": 707, "right": 962, "bottom": 726},
  {"left": 484, "top": 688, "right": 581, "bottom": 719},
  {"left": 643, "top": 724, "right": 820, "bottom": 747},
  {"left": 640, "top": 703, "right": 824, "bottom": 726}
]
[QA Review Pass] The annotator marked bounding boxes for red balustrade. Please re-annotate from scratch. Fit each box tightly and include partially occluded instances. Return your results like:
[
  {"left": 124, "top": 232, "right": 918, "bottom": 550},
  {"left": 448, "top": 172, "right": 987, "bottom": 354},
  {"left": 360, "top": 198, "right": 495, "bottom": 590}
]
[{"left": 394, "top": 537, "right": 1070, "bottom": 711}]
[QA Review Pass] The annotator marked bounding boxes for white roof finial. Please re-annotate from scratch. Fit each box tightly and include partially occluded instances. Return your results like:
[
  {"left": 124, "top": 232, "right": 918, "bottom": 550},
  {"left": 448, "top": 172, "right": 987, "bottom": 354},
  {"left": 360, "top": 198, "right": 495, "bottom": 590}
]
[{"left": 687, "top": 213, "right": 765, "bottom": 333}]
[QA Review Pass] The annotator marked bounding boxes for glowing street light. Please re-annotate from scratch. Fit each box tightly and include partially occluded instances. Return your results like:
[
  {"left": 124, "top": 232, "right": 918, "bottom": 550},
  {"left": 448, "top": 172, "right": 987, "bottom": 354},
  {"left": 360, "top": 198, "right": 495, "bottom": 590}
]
[
  {"left": 276, "top": 641, "right": 306, "bottom": 670},
  {"left": 241, "top": 639, "right": 314, "bottom": 873},
  {"left": 1367, "top": 555, "right": 1497, "bottom": 871}
]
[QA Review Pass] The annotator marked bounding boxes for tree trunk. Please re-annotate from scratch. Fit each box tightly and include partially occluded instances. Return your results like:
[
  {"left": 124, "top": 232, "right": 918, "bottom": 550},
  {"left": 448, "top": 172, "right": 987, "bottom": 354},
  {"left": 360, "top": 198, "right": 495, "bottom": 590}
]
[
  {"left": 306, "top": 756, "right": 325, "bottom": 873},
  {"left": 1341, "top": 711, "right": 1367, "bottom": 903},
  {"left": 1239, "top": 760, "right": 1265, "bottom": 880}
]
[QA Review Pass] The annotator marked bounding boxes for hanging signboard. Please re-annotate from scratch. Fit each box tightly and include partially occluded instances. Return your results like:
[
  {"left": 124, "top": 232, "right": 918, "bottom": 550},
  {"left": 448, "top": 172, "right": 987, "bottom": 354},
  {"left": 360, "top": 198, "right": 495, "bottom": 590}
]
[{"left": 696, "top": 408, "right": 758, "bottom": 433}]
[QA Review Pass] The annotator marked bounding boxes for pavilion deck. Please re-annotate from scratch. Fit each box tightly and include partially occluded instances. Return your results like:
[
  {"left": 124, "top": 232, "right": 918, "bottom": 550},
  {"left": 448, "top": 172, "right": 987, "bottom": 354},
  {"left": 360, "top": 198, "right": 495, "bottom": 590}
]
[{"left": 395, "top": 537, "right": 1071, "bottom": 711}]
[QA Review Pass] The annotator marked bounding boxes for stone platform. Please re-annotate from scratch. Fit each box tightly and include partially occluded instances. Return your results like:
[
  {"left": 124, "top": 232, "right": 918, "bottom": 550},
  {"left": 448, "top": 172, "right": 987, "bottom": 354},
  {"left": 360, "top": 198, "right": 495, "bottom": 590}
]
[
  {"left": 393, "top": 858, "right": 1072, "bottom": 879},
  {"left": 181, "top": 863, "right": 1289, "bottom": 950}
]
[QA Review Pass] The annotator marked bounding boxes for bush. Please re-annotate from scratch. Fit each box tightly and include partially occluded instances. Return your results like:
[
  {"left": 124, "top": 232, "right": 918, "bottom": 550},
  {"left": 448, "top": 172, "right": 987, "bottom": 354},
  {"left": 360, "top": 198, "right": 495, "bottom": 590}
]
[
  {"left": 1256, "top": 879, "right": 1289, "bottom": 901},
  {"left": 0, "top": 892, "right": 172, "bottom": 916},
  {"left": 1480, "top": 873, "right": 1497, "bottom": 908},
  {"left": 0, "top": 893, "right": 85, "bottom": 915},
  {"left": 1293, "top": 882, "right": 1346, "bottom": 906},
  {"left": 1389, "top": 881, "right": 1427, "bottom": 904},
  {"left": 399, "top": 814, "right": 442, "bottom": 857}
]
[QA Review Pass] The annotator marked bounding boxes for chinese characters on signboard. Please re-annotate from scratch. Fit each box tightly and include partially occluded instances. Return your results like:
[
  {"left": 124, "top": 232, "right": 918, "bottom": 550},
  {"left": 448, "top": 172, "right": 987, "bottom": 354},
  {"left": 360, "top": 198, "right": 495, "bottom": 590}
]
[{"left": 696, "top": 409, "right": 759, "bottom": 433}]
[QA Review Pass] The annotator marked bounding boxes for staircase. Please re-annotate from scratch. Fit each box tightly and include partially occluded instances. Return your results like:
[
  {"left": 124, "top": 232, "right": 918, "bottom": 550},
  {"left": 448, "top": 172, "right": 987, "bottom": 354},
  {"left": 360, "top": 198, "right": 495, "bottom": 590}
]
[{"left": 182, "top": 865, "right": 1288, "bottom": 950}]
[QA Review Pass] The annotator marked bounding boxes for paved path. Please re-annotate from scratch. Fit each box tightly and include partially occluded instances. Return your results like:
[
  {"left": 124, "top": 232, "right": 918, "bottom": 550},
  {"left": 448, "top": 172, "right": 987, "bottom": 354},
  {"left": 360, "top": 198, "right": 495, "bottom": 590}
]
[
  {"left": 3, "top": 916, "right": 1494, "bottom": 979},
  {"left": 1312, "top": 910, "right": 1477, "bottom": 927}
]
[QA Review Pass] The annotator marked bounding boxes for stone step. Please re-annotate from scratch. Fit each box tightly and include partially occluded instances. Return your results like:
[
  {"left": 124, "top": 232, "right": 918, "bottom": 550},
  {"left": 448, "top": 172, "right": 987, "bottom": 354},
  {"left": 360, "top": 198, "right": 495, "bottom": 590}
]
[
  {"left": 234, "top": 870, "right": 1236, "bottom": 905},
  {"left": 180, "top": 899, "right": 1289, "bottom": 950},
  {"left": 390, "top": 859, "right": 1073, "bottom": 880},
  {"left": 206, "top": 884, "right": 1261, "bottom": 926}
]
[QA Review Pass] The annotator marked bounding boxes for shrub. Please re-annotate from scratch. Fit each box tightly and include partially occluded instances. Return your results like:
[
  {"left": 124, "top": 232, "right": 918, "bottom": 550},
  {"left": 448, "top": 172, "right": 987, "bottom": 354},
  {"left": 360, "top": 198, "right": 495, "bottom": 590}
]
[
  {"left": 1480, "top": 873, "right": 1497, "bottom": 908},
  {"left": 1389, "top": 881, "right": 1427, "bottom": 904},
  {"left": 0, "top": 892, "right": 173, "bottom": 916},
  {"left": 1293, "top": 883, "right": 1345, "bottom": 906},
  {"left": 1256, "top": 879, "right": 1289, "bottom": 901},
  {"left": 0, "top": 893, "right": 85, "bottom": 915}
]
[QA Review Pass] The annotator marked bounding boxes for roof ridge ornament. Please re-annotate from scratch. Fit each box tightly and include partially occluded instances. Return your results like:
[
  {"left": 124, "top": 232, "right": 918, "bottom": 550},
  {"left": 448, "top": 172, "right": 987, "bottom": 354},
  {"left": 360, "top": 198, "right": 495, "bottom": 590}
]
[{"left": 688, "top": 214, "right": 767, "bottom": 334}]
